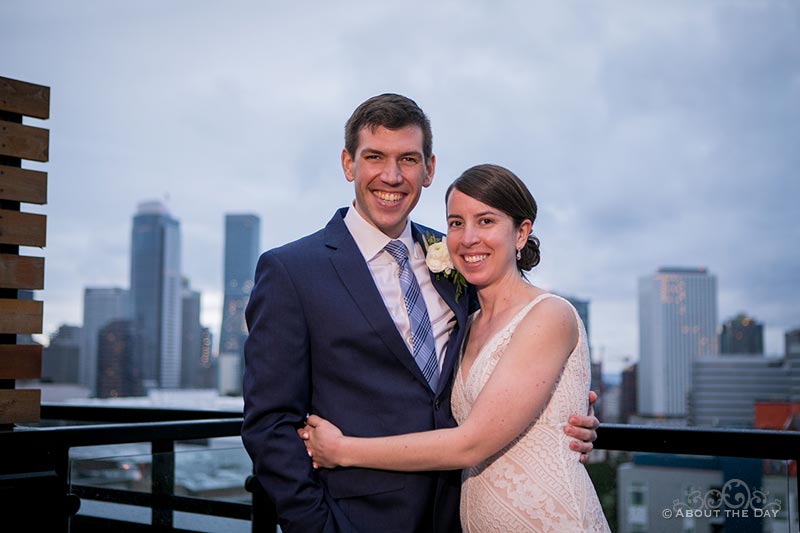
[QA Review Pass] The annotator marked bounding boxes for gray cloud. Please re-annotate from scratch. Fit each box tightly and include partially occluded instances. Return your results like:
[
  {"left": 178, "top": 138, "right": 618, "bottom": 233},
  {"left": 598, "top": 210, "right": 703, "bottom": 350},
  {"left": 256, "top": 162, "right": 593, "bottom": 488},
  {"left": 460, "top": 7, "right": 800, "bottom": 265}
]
[{"left": 2, "top": 0, "right": 797, "bottom": 372}]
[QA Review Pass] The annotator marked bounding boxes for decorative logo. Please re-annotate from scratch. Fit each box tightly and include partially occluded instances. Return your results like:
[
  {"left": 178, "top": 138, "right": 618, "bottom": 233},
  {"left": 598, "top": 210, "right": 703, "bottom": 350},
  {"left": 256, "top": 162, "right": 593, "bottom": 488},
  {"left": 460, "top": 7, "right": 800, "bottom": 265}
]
[{"left": 662, "top": 479, "right": 782, "bottom": 520}]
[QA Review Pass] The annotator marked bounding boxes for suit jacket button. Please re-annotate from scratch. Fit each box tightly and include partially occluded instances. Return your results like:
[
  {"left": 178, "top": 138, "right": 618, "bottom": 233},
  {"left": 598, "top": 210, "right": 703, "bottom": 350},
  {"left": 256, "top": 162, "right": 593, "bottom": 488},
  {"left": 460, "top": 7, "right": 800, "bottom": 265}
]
[{"left": 434, "top": 398, "right": 441, "bottom": 410}]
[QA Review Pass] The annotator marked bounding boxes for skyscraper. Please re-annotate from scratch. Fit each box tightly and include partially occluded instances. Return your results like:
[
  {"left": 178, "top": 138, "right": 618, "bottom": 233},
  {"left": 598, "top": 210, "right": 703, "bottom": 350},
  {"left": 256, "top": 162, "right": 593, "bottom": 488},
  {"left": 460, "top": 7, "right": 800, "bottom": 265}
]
[
  {"left": 689, "top": 355, "right": 790, "bottom": 427},
  {"left": 620, "top": 362, "right": 638, "bottom": 424},
  {"left": 719, "top": 313, "right": 764, "bottom": 354},
  {"left": 218, "top": 214, "right": 260, "bottom": 395},
  {"left": 41, "top": 324, "right": 82, "bottom": 384},
  {"left": 180, "top": 278, "right": 214, "bottom": 388},
  {"left": 81, "top": 287, "right": 130, "bottom": 396},
  {"left": 130, "top": 201, "right": 182, "bottom": 391},
  {"left": 200, "top": 326, "right": 214, "bottom": 388},
  {"left": 786, "top": 327, "right": 800, "bottom": 356},
  {"left": 96, "top": 319, "right": 142, "bottom": 398},
  {"left": 637, "top": 267, "right": 718, "bottom": 418}
]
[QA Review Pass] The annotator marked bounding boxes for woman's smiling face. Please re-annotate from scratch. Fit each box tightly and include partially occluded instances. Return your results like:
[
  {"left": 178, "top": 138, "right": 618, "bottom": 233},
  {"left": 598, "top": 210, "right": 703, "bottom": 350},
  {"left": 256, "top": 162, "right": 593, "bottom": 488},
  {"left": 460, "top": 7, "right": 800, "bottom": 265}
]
[{"left": 446, "top": 188, "right": 529, "bottom": 288}]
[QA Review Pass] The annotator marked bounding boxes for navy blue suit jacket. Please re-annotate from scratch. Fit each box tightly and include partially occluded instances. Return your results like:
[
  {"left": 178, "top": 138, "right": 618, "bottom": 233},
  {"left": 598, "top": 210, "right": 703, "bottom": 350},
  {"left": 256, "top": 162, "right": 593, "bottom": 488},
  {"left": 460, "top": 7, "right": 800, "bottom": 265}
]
[{"left": 242, "top": 208, "right": 472, "bottom": 533}]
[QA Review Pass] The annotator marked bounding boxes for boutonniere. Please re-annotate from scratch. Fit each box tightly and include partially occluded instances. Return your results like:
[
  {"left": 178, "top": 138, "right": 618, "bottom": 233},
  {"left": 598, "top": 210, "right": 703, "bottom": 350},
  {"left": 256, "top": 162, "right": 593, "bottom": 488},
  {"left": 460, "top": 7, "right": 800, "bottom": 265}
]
[{"left": 423, "top": 233, "right": 468, "bottom": 302}]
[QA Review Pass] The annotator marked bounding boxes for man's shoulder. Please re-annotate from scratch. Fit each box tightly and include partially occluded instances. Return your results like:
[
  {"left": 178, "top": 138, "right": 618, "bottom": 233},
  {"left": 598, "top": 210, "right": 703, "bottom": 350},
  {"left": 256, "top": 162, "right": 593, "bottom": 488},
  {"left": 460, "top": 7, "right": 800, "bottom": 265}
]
[
  {"left": 262, "top": 209, "right": 347, "bottom": 262},
  {"left": 411, "top": 220, "right": 444, "bottom": 241},
  {"left": 263, "top": 227, "right": 327, "bottom": 261}
]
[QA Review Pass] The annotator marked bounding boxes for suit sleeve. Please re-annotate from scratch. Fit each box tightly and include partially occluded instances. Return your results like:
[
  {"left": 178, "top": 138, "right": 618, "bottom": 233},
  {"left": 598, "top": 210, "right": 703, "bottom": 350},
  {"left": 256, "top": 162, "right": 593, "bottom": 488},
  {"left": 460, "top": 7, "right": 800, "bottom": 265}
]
[{"left": 241, "top": 251, "right": 354, "bottom": 533}]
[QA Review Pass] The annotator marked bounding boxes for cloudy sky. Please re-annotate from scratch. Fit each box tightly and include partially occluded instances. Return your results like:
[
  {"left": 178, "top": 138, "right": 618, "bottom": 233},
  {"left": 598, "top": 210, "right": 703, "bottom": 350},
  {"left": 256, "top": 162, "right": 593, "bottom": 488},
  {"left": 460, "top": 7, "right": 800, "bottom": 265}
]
[{"left": 3, "top": 1, "right": 798, "bottom": 373}]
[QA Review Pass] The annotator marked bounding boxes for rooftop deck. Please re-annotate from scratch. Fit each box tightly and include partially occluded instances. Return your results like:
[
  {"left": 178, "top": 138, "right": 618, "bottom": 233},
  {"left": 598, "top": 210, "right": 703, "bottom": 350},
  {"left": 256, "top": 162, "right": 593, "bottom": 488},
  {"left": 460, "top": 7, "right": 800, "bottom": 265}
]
[{"left": 1, "top": 403, "right": 798, "bottom": 532}]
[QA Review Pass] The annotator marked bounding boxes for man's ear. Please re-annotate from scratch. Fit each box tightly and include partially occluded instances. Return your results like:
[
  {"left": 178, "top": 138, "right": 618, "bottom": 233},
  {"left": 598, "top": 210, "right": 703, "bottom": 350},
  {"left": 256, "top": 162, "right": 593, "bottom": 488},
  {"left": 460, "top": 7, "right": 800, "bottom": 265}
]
[
  {"left": 342, "top": 149, "right": 355, "bottom": 183},
  {"left": 423, "top": 153, "right": 436, "bottom": 188}
]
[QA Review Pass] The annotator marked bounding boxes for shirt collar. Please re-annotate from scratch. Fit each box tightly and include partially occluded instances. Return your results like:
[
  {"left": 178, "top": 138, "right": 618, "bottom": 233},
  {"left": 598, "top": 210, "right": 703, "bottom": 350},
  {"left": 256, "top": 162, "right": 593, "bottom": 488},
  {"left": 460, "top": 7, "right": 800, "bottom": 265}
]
[{"left": 343, "top": 203, "right": 419, "bottom": 262}]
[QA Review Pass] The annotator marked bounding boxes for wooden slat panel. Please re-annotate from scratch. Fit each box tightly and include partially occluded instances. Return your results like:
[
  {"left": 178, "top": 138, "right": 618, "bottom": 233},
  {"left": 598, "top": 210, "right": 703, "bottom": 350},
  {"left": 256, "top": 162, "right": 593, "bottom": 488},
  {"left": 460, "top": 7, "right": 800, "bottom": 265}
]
[
  {"left": 0, "top": 209, "right": 46, "bottom": 247},
  {"left": 0, "top": 389, "right": 40, "bottom": 424},
  {"left": 0, "top": 299, "right": 43, "bottom": 334},
  {"left": 0, "top": 345, "right": 42, "bottom": 379},
  {"left": 0, "top": 165, "right": 47, "bottom": 204},
  {"left": 0, "top": 120, "right": 49, "bottom": 162},
  {"left": 0, "top": 254, "right": 44, "bottom": 289},
  {"left": 0, "top": 77, "right": 50, "bottom": 119}
]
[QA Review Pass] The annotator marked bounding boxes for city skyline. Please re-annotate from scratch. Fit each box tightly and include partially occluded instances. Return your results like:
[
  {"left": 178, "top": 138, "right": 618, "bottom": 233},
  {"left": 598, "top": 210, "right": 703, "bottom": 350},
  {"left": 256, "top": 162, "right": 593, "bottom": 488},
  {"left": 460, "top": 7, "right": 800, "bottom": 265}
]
[
  {"left": 35, "top": 196, "right": 797, "bottom": 377},
  {"left": 3, "top": 2, "right": 798, "bottom": 373}
]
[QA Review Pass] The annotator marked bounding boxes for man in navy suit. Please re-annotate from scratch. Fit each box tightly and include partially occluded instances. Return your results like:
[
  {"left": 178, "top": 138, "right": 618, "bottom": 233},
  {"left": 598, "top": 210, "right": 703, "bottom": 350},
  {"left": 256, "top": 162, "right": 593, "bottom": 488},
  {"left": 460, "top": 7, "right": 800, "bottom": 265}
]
[{"left": 242, "top": 94, "right": 598, "bottom": 532}]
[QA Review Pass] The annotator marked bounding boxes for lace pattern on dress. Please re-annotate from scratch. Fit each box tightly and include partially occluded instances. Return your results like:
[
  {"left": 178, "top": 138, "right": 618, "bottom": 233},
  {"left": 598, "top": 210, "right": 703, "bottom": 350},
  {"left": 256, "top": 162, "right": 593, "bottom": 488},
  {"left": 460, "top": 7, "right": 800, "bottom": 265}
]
[{"left": 452, "top": 293, "right": 610, "bottom": 532}]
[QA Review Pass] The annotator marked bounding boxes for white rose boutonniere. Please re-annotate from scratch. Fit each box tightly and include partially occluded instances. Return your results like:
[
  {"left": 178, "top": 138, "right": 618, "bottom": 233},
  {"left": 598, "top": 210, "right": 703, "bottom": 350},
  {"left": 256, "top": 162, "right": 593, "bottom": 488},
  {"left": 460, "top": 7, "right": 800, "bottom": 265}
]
[
  {"left": 424, "top": 233, "right": 468, "bottom": 302},
  {"left": 425, "top": 241, "right": 454, "bottom": 276}
]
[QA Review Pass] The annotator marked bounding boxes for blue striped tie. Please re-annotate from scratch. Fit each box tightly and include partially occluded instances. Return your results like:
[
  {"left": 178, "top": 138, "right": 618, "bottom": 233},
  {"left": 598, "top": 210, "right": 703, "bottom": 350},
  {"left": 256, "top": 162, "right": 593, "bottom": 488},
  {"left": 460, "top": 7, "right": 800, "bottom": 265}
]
[{"left": 385, "top": 240, "right": 440, "bottom": 392}]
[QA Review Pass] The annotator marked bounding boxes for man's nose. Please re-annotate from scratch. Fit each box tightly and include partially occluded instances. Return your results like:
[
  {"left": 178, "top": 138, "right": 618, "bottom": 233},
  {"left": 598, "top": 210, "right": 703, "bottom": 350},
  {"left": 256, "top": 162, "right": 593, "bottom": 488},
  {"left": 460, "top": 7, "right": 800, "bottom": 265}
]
[{"left": 380, "top": 160, "right": 403, "bottom": 184}]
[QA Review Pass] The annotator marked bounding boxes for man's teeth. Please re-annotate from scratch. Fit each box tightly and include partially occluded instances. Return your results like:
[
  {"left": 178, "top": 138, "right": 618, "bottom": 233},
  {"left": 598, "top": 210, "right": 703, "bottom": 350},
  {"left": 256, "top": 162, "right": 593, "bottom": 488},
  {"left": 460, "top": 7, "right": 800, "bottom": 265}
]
[
  {"left": 374, "top": 191, "right": 403, "bottom": 202},
  {"left": 464, "top": 254, "right": 487, "bottom": 263}
]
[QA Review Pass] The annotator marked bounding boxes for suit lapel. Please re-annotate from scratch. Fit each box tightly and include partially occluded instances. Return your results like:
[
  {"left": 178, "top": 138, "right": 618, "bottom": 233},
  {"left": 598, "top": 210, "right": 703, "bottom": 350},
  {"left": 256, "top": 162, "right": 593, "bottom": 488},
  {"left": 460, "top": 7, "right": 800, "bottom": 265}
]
[
  {"left": 326, "top": 210, "right": 431, "bottom": 386},
  {"left": 411, "top": 224, "right": 470, "bottom": 392}
]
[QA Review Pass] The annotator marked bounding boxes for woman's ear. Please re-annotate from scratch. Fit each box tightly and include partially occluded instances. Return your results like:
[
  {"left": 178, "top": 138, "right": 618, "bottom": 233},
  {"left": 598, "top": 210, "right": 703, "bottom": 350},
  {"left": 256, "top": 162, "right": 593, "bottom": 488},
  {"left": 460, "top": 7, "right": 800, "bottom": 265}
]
[{"left": 517, "top": 219, "right": 532, "bottom": 249}]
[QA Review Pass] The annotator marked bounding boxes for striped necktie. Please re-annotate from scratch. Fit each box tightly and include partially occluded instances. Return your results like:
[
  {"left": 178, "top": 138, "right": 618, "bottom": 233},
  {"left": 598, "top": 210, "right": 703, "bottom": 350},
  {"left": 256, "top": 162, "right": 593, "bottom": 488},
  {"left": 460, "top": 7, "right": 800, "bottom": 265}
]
[{"left": 384, "top": 240, "right": 440, "bottom": 392}]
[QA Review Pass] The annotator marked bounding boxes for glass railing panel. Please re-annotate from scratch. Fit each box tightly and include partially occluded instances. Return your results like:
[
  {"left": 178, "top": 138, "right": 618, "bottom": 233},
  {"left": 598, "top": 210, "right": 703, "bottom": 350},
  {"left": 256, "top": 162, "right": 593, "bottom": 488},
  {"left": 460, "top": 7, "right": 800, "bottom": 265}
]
[
  {"left": 587, "top": 452, "right": 797, "bottom": 533},
  {"left": 69, "top": 438, "right": 253, "bottom": 532}
]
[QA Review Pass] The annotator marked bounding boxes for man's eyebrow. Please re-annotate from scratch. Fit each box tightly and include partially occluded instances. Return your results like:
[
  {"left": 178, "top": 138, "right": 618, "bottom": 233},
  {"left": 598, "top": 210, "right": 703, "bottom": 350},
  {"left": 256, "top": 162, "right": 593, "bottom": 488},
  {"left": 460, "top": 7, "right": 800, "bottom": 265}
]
[{"left": 361, "top": 148, "right": 423, "bottom": 157}]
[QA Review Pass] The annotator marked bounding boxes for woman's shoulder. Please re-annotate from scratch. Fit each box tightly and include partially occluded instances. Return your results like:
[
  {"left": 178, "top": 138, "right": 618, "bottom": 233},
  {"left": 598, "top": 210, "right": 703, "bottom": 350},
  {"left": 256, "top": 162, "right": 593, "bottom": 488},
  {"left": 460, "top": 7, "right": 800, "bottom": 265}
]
[{"left": 516, "top": 293, "right": 579, "bottom": 344}]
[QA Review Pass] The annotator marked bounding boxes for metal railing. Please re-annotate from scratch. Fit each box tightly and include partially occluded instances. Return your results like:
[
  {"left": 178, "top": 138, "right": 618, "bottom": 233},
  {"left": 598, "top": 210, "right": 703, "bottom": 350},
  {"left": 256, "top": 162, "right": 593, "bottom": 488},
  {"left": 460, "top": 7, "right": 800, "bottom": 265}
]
[
  {"left": 0, "top": 404, "right": 274, "bottom": 532},
  {"left": 1, "top": 405, "right": 797, "bottom": 531}
]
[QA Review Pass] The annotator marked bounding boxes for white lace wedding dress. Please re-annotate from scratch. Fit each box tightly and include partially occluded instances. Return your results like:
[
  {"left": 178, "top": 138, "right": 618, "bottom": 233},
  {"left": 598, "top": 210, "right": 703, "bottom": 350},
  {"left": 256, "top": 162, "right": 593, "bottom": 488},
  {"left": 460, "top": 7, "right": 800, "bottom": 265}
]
[{"left": 451, "top": 293, "right": 610, "bottom": 532}]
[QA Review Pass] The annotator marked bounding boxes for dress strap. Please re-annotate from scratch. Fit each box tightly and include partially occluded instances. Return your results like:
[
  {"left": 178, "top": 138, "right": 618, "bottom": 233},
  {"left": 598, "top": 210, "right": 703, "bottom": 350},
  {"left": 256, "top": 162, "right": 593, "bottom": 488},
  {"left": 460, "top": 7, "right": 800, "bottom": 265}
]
[{"left": 505, "top": 292, "right": 560, "bottom": 332}]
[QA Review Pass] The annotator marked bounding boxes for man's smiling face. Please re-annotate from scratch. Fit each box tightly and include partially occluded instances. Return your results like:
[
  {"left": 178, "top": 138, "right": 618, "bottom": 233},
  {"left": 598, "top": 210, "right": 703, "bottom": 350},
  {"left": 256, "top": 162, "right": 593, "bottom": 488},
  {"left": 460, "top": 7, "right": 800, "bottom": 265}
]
[{"left": 342, "top": 124, "right": 435, "bottom": 238}]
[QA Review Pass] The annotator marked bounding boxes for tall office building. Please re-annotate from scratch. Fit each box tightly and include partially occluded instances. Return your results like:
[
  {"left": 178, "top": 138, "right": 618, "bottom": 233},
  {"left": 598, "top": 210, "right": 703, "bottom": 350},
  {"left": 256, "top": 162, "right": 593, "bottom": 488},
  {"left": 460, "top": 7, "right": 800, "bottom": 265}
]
[
  {"left": 218, "top": 214, "right": 260, "bottom": 395},
  {"left": 688, "top": 355, "right": 790, "bottom": 427},
  {"left": 130, "top": 201, "right": 183, "bottom": 390},
  {"left": 786, "top": 328, "right": 800, "bottom": 356},
  {"left": 181, "top": 279, "right": 201, "bottom": 388},
  {"left": 620, "top": 362, "right": 638, "bottom": 424},
  {"left": 180, "top": 278, "right": 214, "bottom": 388},
  {"left": 81, "top": 287, "right": 130, "bottom": 396},
  {"left": 788, "top": 350, "right": 800, "bottom": 403},
  {"left": 41, "top": 325, "right": 82, "bottom": 384},
  {"left": 637, "top": 267, "right": 718, "bottom": 417},
  {"left": 719, "top": 313, "right": 764, "bottom": 354},
  {"left": 96, "top": 319, "right": 143, "bottom": 398},
  {"left": 200, "top": 327, "right": 214, "bottom": 388}
]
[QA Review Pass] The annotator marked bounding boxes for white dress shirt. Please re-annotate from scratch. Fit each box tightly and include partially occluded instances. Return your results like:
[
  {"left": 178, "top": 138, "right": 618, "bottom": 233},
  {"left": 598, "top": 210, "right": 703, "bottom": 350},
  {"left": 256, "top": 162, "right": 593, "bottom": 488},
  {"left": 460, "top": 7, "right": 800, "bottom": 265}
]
[{"left": 344, "top": 205, "right": 455, "bottom": 371}]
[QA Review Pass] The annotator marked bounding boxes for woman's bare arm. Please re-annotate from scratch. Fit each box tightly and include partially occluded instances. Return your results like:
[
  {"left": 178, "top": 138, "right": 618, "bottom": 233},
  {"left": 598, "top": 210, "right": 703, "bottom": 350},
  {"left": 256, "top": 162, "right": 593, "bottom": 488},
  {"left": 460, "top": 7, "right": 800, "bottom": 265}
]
[{"left": 301, "top": 297, "right": 579, "bottom": 471}]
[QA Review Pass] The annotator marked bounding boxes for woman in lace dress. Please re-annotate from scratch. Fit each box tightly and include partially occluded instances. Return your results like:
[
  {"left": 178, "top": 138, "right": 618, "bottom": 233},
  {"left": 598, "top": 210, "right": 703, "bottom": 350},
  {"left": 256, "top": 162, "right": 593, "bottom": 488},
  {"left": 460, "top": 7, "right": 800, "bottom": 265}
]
[{"left": 302, "top": 164, "right": 610, "bottom": 532}]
